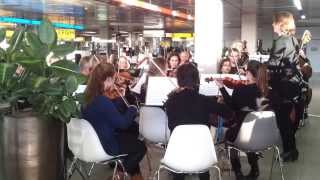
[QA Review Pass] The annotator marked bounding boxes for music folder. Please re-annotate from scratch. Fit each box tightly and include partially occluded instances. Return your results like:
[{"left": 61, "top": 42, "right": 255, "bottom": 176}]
[{"left": 145, "top": 76, "right": 177, "bottom": 106}]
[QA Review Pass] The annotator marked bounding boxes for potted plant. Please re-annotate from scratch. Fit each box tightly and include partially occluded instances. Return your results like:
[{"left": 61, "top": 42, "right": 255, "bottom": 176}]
[{"left": 0, "top": 20, "right": 85, "bottom": 180}]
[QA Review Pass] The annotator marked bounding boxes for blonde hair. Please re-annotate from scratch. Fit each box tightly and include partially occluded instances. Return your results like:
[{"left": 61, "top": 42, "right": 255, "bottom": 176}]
[{"left": 273, "top": 11, "right": 296, "bottom": 36}]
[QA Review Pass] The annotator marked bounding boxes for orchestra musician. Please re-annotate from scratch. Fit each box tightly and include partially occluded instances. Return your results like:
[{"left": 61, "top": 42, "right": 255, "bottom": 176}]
[
  {"left": 218, "top": 58, "right": 232, "bottom": 74},
  {"left": 166, "top": 52, "right": 181, "bottom": 77},
  {"left": 179, "top": 50, "right": 191, "bottom": 65},
  {"left": 267, "top": 11, "right": 300, "bottom": 162},
  {"left": 79, "top": 55, "right": 100, "bottom": 77},
  {"left": 165, "top": 63, "right": 233, "bottom": 180},
  {"left": 227, "top": 48, "right": 245, "bottom": 75},
  {"left": 82, "top": 63, "right": 146, "bottom": 180},
  {"left": 118, "top": 56, "right": 131, "bottom": 70},
  {"left": 215, "top": 60, "right": 270, "bottom": 180}
]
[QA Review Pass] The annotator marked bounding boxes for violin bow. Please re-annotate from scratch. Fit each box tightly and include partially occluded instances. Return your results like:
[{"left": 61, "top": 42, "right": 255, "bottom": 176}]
[
  {"left": 149, "top": 57, "right": 178, "bottom": 88},
  {"left": 234, "top": 60, "right": 242, "bottom": 80},
  {"left": 113, "top": 84, "right": 130, "bottom": 107}
]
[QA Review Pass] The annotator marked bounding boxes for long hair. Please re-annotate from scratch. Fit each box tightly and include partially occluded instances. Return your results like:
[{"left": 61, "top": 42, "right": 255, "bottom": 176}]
[
  {"left": 84, "top": 63, "right": 115, "bottom": 106},
  {"left": 247, "top": 61, "right": 269, "bottom": 97},
  {"left": 176, "top": 63, "right": 200, "bottom": 90},
  {"left": 218, "top": 58, "right": 231, "bottom": 74},
  {"left": 166, "top": 53, "right": 181, "bottom": 69},
  {"left": 273, "top": 11, "right": 296, "bottom": 36}
]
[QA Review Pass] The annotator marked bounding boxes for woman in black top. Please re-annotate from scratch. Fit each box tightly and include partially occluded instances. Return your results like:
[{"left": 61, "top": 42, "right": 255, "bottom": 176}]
[
  {"left": 165, "top": 63, "right": 233, "bottom": 180},
  {"left": 267, "top": 11, "right": 300, "bottom": 162},
  {"left": 216, "top": 60, "right": 270, "bottom": 180}
]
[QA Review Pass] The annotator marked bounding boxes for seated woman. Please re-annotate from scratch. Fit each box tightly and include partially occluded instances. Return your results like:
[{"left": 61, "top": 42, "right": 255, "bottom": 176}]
[
  {"left": 82, "top": 63, "right": 146, "bottom": 180},
  {"left": 165, "top": 63, "right": 233, "bottom": 180},
  {"left": 218, "top": 58, "right": 232, "bottom": 74},
  {"left": 166, "top": 53, "right": 181, "bottom": 77},
  {"left": 215, "top": 60, "right": 270, "bottom": 180},
  {"left": 79, "top": 55, "right": 100, "bottom": 77}
]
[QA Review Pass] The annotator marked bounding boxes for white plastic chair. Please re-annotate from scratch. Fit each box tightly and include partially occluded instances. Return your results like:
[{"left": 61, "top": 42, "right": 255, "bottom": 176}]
[
  {"left": 138, "top": 106, "right": 170, "bottom": 176},
  {"left": 66, "top": 118, "right": 127, "bottom": 180},
  {"left": 139, "top": 106, "right": 170, "bottom": 144},
  {"left": 155, "top": 125, "right": 221, "bottom": 180},
  {"left": 227, "top": 111, "right": 285, "bottom": 180}
]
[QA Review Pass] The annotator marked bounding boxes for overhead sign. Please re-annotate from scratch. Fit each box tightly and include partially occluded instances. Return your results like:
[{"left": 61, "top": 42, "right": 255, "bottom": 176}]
[
  {"left": 172, "top": 33, "right": 193, "bottom": 39},
  {"left": 56, "top": 29, "right": 75, "bottom": 41}
]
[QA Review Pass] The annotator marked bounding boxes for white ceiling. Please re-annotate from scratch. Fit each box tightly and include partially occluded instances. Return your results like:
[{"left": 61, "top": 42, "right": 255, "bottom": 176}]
[{"left": 0, "top": 0, "right": 319, "bottom": 32}]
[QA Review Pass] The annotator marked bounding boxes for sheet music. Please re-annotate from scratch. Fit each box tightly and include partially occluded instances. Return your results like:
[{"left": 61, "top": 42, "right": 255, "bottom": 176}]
[
  {"left": 249, "top": 54, "right": 270, "bottom": 62},
  {"left": 199, "top": 74, "right": 246, "bottom": 96},
  {"left": 145, "top": 76, "right": 177, "bottom": 106},
  {"left": 130, "top": 72, "right": 147, "bottom": 94},
  {"left": 74, "top": 85, "right": 87, "bottom": 95}
]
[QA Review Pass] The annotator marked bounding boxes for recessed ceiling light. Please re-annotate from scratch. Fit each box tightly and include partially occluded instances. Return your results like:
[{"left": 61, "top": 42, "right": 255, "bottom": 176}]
[
  {"left": 294, "top": 0, "right": 303, "bottom": 10},
  {"left": 301, "top": 14, "right": 306, "bottom": 19}
]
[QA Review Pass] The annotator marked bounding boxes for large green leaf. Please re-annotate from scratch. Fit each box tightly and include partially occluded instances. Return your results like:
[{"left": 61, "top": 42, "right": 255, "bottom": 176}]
[
  {"left": 38, "top": 20, "right": 56, "bottom": 46},
  {"left": 45, "top": 86, "right": 64, "bottom": 96},
  {"left": 23, "top": 32, "right": 50, "bottom": 59},
  {"left": 31, "top": 76, "right": 48, "bottom": 89},
  {"left": 25, "top": 32, "right": 42, "bottom": 50},
  {"left": 8, "top": 28, "right": 25, "bottom": 54},
  {"left": 0, "top": 63, "right": 16, "bottom": 86},
  {"left": 50, "top": 60, "right": 79, "bottom": 77},
  {"left": 0, "top": 28, "right": 5, "bottom": 42},
  {"left": 0, "top": 48, "right": 6, "bottom": 60},
  {"left": 52, "top": 43, "right": 75, "bottom": 58},
  {"left": 65, "top": 75, "right": 78, "bottom": 94}
]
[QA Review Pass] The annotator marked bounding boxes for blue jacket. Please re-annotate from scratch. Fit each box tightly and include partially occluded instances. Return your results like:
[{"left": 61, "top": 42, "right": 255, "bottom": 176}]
[{"left": 82, "top": 95, "right": 137, "bottom": 155}]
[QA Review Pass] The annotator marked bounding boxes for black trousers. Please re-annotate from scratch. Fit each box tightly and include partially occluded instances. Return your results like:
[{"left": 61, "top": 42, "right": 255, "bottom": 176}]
[
  {"left": 116, "top": 132, "right": 147, "bottom": 175},
  {"left": 275, "top": 102, "right": 297, "bottom": 153},
  {"left": 173, "top": 172, "right": 209, "bottom": 180},
  {"left": 230, "top": 149, "right": 258, "bottom": 173},
  {"left": 270, "top": 80, "right": 299, "bottom": 153}
]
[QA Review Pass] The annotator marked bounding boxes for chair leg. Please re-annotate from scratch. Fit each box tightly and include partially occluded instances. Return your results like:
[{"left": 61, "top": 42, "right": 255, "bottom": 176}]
[
  {"left": 67, "top": 157, "right": 78, "bottom": 180},
  {"left": 213, "top": 165, "right": 222, "bottom": 180},
  {"left": 87, "top": 162, "right": 96, "bottom": 177},
  {"left": 269, "top": 147, "right": 276, "bottom": 180},
  {"left": 118, "top": 160, "right": 129, "bottom": 180},
  {"left": 112, "top": 161, "right": 119, "bottom": 180},
  {"left": 154, "top": 165, "right": 162, "bottom": 180},
  {"left": 146, "top": 147, "right": 153, "bottom": 175},
  {"left": 74, "top": 161, "right": 89, "bottom": 180},
  {"left": 227, "top": 147, "right": 232, "bottom": 176},
  {"left": 275, "top": 146, "right": 285, "bottom": 180}
]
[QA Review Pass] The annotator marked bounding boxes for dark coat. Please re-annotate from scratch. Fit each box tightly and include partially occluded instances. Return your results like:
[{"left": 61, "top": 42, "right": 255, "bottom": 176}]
[{"left": 165, "top": 89, "right": 233, "bottom": 132}]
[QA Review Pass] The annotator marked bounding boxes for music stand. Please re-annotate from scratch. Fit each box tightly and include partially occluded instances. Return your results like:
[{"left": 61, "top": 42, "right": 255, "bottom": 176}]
[{"left": 145, "top": 76, "right": 177, "bottom": 106}]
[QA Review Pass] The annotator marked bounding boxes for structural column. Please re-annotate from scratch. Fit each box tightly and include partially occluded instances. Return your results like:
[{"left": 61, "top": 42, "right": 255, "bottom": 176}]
[
  {"left": 194, "top": 0, "right": 223, "bottom": 73},
  {"left": 241, "top": 0, "right": 257, "bottom": 55}
]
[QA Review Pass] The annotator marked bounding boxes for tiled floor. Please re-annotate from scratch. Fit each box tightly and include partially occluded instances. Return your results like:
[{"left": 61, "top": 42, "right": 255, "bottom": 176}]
[{"left": 70, "top": 74, "right": 320, "bottom": 180}]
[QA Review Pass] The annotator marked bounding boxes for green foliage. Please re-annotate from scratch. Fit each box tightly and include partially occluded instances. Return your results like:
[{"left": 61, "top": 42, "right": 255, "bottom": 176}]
[
  {"left": 0, "top": 28, "right": 5, "bottom": 42},
  {"left": 0, "top": 20, "right": 80, "bottom": 123},
  {"left": 52, "top": 43, "right": 75, "bottom": 58},
  {"left": 38, "top": 20, "right": 57, "bottom": 46}
]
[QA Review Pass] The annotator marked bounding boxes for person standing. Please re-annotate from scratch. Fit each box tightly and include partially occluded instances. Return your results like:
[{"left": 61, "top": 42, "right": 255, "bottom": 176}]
[{"left": 267, "top": 11, "right": 300, "bottom": 162}]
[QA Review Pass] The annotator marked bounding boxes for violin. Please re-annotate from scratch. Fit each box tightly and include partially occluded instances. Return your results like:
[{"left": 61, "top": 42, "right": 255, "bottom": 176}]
[{"left": 205, "top": 76, "right": 249, "bottom": 89}]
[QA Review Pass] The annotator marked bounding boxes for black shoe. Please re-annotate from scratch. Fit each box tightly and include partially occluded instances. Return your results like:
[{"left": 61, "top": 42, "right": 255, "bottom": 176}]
[{"left": 281, "top": 149, "right": 299, "bottom": 162}]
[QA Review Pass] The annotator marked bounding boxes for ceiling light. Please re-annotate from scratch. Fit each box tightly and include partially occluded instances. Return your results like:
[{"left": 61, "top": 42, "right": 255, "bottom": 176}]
[
  {"left": 172, "top": 10, "right": 178, "bottom": 17},
  {"left": 83, "top": 31, "right": 97, "bottom": 34},
  {"left": 301, "top": 14, "right": 306, "bottom": 19},
  {"left": 187, "top": 15, "right": 194, "bottom": 20},
  {"left": 293, "top": 0, "right": 303, "bottom": 10}
]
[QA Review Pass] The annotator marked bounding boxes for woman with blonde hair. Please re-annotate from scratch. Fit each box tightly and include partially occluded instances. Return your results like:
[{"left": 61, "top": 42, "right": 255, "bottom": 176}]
[{"left": 267, "top": 11, "right": 300, "bottom": 162}]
